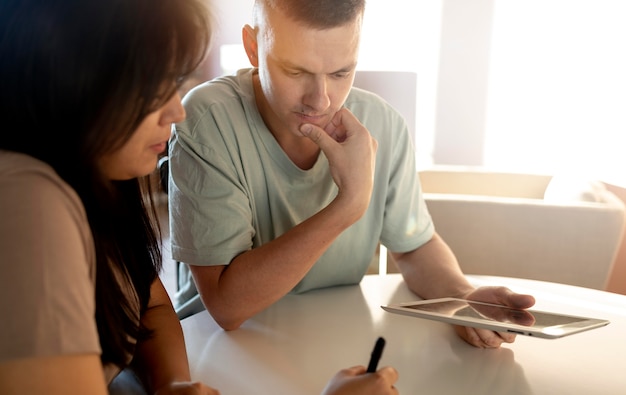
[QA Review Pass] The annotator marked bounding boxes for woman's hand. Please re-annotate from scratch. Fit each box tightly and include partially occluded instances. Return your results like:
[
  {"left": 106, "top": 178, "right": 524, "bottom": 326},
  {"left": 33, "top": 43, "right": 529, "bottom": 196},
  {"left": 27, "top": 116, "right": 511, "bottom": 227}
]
[
  {"left": 321, "top": 365, "right": 399, "bottom": 395},
  {"left": 153, "top": 381, "right": 220, "bottom": 395}
]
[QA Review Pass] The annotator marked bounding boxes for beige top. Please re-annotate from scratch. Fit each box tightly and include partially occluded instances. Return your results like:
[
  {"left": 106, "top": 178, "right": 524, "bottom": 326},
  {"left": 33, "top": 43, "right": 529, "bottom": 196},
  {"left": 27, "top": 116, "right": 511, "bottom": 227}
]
[{"left": 0, "top": 151, "right": 132, "bottom": 383}]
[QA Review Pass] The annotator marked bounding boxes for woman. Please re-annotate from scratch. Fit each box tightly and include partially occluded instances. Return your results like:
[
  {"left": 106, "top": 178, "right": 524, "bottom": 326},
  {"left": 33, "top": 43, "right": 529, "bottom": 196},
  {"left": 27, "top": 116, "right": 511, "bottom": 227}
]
[{"left": 0, "top": 0, "right": 398, "bottom": 394}]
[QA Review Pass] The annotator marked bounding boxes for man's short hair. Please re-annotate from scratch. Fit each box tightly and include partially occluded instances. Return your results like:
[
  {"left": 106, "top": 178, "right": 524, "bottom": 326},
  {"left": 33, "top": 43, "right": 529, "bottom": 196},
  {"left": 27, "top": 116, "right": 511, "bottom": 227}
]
[{"left": 254, "top": 0, "right": 365, "bottom": 29}]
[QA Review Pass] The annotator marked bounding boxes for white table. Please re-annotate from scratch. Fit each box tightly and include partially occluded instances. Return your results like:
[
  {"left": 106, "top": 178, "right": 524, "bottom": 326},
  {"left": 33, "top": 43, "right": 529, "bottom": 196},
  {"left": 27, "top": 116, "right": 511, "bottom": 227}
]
[{"left": 181, "top": 274, "right": 626, "bottom": 394}]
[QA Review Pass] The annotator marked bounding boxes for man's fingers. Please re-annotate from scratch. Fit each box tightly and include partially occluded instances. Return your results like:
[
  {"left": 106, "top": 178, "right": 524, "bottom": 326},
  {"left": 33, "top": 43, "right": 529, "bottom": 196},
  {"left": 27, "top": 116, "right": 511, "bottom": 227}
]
[
  {"left": 324, "top": 108, "right": 360, "bottom": 140},
  {"left": 300, "top": 123, "right": 338, "bottom": 151}
]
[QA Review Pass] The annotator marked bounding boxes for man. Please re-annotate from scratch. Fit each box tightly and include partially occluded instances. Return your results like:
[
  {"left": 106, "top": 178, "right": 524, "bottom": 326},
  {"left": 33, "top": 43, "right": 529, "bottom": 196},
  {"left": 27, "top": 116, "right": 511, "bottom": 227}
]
[{"left": 169, "top": 0, "right": 535, "bottom": 348}]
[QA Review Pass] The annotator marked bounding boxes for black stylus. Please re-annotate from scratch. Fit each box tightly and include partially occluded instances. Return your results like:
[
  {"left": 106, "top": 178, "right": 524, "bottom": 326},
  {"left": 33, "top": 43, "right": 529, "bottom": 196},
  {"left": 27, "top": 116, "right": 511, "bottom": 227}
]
[{"left": 366, "top": 336, "right": 386, "bottom": 373}]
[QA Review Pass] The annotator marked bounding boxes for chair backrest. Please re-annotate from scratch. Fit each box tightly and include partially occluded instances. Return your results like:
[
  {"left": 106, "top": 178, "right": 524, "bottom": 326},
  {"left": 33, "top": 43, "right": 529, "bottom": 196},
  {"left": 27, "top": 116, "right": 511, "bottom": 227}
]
[
  {"left": 353, "top": 70, "right": 417, "bottom": 144},
  {"left": 417, "top": 167, "right": 626, "bottom": 290}
]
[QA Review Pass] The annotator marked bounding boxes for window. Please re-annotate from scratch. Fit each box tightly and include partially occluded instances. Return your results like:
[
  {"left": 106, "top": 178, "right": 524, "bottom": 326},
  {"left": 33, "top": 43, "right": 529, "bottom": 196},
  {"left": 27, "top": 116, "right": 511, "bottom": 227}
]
[{"left": 484, "top": 0, "right": 626, "bottom": 184}]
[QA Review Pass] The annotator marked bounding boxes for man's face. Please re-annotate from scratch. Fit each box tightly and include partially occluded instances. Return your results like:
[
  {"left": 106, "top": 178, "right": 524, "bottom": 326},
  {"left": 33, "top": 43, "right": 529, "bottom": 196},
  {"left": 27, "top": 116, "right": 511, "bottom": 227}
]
[{"left": 251, "top": 7, "right": 362, "bottom": 138}]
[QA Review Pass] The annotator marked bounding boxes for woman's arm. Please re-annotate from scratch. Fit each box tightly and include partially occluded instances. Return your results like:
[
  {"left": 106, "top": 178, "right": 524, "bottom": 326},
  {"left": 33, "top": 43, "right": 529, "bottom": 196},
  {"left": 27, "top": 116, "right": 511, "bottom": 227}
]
[
  {"left": 132, "top": 278, "right": 220, "bottom": 394},
  {"left": 0, "top": 354, "right": 108, "bottom": 395}
]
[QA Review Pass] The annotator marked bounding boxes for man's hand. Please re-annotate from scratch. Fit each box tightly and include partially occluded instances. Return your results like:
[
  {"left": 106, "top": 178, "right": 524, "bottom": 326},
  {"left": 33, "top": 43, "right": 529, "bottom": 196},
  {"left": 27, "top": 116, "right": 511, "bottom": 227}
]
[
  {"left": 299, "top": 108, "right": 377, "bottom": 222},
  {"left": 455, "top": 286, "right": 536, "bottom": 348}
]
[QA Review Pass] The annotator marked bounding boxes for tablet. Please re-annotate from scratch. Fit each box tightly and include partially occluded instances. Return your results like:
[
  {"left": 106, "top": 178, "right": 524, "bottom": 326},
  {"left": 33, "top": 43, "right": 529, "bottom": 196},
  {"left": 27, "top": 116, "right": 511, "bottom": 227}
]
[{"left": 381, "top": 297, "right": 610, "bottom": 339}]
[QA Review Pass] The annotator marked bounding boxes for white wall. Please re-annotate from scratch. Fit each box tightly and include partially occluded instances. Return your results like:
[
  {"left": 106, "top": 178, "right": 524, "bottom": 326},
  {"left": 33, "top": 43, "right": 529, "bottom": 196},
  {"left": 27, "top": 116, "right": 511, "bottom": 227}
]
[
  {"left": 359, "top": 0, "right": 442, "bottom": 169},
  {"left": 433, "top": 0, "right": 494, "bottom": 166},
  {"left": 484, "top": 0, "right": 626, "bottom": 184}
]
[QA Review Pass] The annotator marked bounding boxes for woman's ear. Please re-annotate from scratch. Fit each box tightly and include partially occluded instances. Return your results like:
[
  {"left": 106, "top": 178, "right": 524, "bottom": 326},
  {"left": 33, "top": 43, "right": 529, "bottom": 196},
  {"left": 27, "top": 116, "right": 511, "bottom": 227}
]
[{"left": 242, "top": 24, "right": 259, "bottom": 67}]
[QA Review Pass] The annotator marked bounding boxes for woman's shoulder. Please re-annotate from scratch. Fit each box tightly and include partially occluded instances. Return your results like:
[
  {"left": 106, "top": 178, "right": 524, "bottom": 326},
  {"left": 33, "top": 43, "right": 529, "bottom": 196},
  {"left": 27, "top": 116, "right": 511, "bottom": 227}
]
[
  {"left": 0, "top": 151, "right": 88, "bottom": 229},
  {"left": 0, "top": 151, "right": 81, "bottom": 206}
]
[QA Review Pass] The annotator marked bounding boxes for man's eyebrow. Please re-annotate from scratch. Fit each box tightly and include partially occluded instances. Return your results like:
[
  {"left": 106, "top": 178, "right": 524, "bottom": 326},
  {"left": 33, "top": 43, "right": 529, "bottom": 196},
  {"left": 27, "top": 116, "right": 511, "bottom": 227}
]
[
  {"left": 333, "top": 63, "right": 358, "bottom": 74},
  {"left": 281, "top": 61, "right": 357, "bottom": 75}
]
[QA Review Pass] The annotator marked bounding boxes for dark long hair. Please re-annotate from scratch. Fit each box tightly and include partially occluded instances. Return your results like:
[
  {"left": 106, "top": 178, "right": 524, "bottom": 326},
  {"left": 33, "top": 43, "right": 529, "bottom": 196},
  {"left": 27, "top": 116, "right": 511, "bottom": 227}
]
[{"left": 0, "top": 0, "right": 211, "bottom": 369}]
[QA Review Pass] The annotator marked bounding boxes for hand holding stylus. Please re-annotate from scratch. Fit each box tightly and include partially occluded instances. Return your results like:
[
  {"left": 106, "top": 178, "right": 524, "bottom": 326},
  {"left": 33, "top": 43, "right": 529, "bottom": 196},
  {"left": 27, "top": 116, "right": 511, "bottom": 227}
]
[{"left": 321, "top": 336, "right": 398, "bottom": 394}]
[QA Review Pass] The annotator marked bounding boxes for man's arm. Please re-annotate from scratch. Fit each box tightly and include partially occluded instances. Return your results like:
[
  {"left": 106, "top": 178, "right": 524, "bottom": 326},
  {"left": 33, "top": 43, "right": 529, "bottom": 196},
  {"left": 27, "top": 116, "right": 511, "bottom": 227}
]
[
  {"left": 391, "top": 233, "right": 474, "bottom": 300},
  {"left": 391, "top": 232, "right": 535, "bottom": 348},
  {"left": 192, "top": 108, "right": 377, "bottom": 330},
  {"left": 191, "top": 191, "right": 364, "bottom": 330}
]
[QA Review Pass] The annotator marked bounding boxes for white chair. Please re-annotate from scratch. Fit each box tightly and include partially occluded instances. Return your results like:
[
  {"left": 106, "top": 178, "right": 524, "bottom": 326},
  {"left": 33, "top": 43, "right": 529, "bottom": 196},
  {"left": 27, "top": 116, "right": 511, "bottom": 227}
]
[{"left": 415, "top": 166, "right": 625, "bottom": 290}]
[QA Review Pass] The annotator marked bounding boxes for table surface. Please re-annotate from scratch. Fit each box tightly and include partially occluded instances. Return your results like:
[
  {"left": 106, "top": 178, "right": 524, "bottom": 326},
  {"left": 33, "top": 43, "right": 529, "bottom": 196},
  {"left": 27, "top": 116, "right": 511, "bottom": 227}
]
[{"left": 181, "top": 274, "right": 626, "bottom": 395}]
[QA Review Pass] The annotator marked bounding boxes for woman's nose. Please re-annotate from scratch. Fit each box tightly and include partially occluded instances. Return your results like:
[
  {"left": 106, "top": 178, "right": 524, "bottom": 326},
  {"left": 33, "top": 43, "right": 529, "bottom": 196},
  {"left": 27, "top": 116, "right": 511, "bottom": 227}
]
[{"left": 164, "top": 92, "right": 186, "bottom": 124}]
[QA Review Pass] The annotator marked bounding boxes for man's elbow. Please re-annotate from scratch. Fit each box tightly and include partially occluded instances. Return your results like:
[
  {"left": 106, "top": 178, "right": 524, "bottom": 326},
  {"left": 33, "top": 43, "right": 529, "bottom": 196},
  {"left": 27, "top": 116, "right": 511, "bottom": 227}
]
[
  {"left": 202, "top": 299, "right": 247, "bottom": 331},
  {"left": 211, "top": 310, "right": 246, "bottom": 331}
]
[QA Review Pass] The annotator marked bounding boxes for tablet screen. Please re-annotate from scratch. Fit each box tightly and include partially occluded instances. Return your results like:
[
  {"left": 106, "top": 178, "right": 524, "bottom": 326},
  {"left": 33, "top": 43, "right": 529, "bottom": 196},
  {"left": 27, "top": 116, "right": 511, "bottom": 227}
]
[
  {"left": 403, "top": 299, "right": 587, "bottom": 329},
  {"left": 383, "top": 298, "right": 610, "bottom": 338}
]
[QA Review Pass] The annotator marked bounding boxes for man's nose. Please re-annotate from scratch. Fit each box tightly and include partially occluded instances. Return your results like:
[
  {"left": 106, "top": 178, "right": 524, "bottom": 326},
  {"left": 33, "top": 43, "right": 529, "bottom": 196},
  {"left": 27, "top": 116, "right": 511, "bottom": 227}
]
[{"left": 303, "top": 77, "right": 331, "bottom": 111}]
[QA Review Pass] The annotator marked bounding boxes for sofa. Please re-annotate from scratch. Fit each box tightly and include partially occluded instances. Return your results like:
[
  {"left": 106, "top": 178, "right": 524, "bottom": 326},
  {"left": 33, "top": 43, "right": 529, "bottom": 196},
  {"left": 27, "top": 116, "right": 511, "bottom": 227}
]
[{"left": 384, "top": 166, "right": 626, "bottom": 290}]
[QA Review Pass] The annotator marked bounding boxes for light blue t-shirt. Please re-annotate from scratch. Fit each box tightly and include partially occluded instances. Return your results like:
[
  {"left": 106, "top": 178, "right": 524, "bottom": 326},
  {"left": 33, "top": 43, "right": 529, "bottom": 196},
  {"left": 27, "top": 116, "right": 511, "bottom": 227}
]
[{"left": 169, "top": 68, "right": 434, "bottom": 307}]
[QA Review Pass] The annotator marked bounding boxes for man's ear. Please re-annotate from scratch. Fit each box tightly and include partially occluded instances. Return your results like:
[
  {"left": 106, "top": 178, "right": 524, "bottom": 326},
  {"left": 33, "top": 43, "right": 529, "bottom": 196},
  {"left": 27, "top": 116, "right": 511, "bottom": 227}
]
[{"left": 242, "top": 24, "right": 259, "bottom": 67}]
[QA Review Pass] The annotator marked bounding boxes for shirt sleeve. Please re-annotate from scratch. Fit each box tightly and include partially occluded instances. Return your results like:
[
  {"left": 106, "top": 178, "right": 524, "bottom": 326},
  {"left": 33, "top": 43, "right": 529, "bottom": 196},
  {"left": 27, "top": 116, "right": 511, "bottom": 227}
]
[
  {"left": 168, "top": 93, "right": 256, "bottom": 267},
  {"left": 373, "top": 97, "right": 435, "bottom": 252},
  {"left": 0, "top": 162, "right": 100, "bottom": 361}
]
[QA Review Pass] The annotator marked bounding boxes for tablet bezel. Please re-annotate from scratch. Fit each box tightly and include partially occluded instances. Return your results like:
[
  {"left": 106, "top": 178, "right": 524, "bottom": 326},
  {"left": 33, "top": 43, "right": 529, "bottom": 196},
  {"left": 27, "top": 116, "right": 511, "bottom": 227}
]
[{"left": 381, "top": 297, "right": 610, "bottom": 339}]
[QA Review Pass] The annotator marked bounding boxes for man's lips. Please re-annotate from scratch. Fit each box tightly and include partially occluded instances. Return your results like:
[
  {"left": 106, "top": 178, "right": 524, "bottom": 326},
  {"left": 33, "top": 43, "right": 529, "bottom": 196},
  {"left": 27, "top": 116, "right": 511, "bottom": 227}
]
[{"left": 296, "top": 112, "right": 326, "bottom": 125}]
